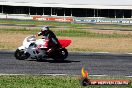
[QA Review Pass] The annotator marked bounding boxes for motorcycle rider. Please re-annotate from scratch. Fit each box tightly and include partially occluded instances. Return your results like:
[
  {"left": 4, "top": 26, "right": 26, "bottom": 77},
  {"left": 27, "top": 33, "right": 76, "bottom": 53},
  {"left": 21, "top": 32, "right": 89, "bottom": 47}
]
[{"left": 37, "top": 26, "right": 61, "bottom": 55}]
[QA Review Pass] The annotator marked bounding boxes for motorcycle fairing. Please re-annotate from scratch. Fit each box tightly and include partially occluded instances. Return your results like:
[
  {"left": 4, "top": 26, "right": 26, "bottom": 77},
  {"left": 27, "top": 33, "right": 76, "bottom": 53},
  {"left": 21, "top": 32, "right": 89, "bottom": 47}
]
[{"left": 58, "top": 39, "right": 72, "bottom": 48}]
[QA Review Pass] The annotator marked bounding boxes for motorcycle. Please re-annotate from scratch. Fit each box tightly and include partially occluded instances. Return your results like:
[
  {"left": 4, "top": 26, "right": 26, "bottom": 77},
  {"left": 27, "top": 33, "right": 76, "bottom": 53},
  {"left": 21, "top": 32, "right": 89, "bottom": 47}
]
[{"left": 14, "top": 35, "right": 71, "bottom": 61}]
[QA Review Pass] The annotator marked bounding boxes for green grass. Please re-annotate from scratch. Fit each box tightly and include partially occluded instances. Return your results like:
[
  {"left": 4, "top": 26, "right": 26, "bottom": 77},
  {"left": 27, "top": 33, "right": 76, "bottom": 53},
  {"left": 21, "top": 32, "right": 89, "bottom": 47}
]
[
  {"left": 0, "top": 19, "right": 87, "bottom": 28},
  {"left": 0, "top": 75, "right": 78, "bottom": 88},
  {"left": 0, "top": 19, "right": 132, "bottom": 30},
  {"left": 1, "top": 28, "right": 132, "bottom": 38},
  {"left": 55, "top": 29, "right": 132, "bottom": 38},
  {"left": 0, "top": 75, "right": 131, "bottom": 88},
  {"left": 1, "top": 19, "right": 132, "bottom": 30},
  {"left": 94, "top": 24, "right": 132, "bottom": 30}
]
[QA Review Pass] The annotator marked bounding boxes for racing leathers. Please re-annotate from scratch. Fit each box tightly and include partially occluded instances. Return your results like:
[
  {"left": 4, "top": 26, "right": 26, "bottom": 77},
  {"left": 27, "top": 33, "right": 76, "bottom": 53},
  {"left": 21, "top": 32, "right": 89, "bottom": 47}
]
[{"left": 37, "top": 30, "right": 60, "bottom": 54}]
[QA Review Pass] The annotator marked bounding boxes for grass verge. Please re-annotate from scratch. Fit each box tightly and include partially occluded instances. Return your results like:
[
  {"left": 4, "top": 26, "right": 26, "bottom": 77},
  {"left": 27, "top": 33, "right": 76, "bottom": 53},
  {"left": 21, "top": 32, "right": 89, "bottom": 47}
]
[
  {"left": 1, "top": 28, "right": 132, "bottom": 38},
  {"left": 0, "top": 75, "right": 131, "bottom": 88},
  {"left": 1, "top": 19, "right": 132, "bottom": 30},
  {"left": 1, "top": 28, "right": 132, "bottom": 52}
]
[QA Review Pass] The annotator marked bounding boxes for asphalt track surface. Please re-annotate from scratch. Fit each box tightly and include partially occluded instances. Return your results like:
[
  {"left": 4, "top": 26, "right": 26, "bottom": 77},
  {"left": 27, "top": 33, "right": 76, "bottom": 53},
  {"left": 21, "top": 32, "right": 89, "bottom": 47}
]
[{"left": 0, "top": 51, "right": 132, "bottom": 76}]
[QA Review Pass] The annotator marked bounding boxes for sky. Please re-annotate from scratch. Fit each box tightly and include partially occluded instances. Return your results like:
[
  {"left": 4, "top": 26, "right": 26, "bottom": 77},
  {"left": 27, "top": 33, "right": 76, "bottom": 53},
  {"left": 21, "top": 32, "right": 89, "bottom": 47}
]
[{"left": 1, "top": 0, "right": 132, "bottom": 5}]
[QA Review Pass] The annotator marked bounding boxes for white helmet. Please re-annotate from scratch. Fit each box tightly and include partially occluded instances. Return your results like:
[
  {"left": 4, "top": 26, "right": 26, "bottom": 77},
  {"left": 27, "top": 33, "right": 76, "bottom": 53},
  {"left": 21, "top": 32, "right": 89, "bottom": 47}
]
[{"left": 41, "top": 26, "right": 49, "bottom": 31}]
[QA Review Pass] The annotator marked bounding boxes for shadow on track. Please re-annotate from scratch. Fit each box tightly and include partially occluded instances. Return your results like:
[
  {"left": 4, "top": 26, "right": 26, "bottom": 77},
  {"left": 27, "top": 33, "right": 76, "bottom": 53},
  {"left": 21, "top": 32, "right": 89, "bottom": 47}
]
[{"left": 28, "top": 59, "right": 80, "bottom": 63}]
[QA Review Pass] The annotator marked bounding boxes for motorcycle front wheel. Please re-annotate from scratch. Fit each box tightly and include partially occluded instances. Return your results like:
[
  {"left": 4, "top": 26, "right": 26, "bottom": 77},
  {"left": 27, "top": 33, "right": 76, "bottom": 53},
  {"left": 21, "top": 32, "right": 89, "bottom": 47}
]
[{"left": 14, "top": 49, "right": 30, "bottom": 60}]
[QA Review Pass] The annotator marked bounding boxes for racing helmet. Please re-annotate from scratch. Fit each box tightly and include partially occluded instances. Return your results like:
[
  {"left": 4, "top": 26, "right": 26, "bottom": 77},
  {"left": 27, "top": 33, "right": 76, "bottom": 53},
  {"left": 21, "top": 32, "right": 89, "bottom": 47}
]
[{"left": 41, "top": 26, "right": 49, "bottom": 32}]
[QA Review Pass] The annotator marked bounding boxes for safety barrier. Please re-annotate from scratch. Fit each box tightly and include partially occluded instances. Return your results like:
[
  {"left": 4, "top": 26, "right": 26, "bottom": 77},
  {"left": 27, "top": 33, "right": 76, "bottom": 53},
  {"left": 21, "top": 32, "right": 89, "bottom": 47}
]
[
  {"left": 0, "top": 13, "right": 132, "bottom": 24},
  {"left": 74, "top": 17, "right": 132, "bottom": 24},
  {"left": 32, "top": 16, "right": 73, "bottom": 22}
]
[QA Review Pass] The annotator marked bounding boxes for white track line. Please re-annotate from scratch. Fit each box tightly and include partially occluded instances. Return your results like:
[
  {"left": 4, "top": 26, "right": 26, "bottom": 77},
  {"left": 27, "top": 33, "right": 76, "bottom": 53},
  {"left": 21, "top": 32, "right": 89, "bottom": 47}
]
[
  {"left": 89, "top": 75, "right": 108, "bottom": 77},
  {"left": 0, "top": 73, "right": 132, "bottom": 78},
  {"left": 0, "top": 73, "right": 68, "bottom": 76}
]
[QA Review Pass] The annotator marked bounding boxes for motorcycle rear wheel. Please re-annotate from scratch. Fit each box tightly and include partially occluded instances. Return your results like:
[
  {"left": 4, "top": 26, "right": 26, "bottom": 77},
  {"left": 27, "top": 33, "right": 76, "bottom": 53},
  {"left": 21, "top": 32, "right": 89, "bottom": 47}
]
[
  {"left": 52, "top": 48, "right": 68, "bottom": 61},
  {"left": 14, "top": 49, "right": 30, "bottom": 60}
]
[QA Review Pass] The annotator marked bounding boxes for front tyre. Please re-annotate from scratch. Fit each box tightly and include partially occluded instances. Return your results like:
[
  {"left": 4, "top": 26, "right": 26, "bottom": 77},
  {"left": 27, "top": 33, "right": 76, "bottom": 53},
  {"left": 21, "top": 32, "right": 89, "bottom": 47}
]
[
  {"left": 14, "top": 49, "right": 30, "bottom": 60},
  {"left": 52, "top": 48, "right": 68, "bottom": 61}
]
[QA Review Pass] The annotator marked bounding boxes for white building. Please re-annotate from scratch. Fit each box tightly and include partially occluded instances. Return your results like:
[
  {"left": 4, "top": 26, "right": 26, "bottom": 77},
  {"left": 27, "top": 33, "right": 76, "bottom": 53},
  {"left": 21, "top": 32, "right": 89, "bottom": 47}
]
[{"left": 0, "top": 0, "right": 132, "bottom": 18}]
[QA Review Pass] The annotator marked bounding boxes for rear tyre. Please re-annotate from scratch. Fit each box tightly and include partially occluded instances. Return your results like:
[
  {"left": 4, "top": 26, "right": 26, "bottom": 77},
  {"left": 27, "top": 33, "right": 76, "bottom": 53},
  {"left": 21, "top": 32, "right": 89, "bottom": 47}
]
[
  {"left": 14, "top": 49, "right": 30, "bottom": 60},
  {"left": 52, "top": 48, "right": 68, "bottom": 61}
]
